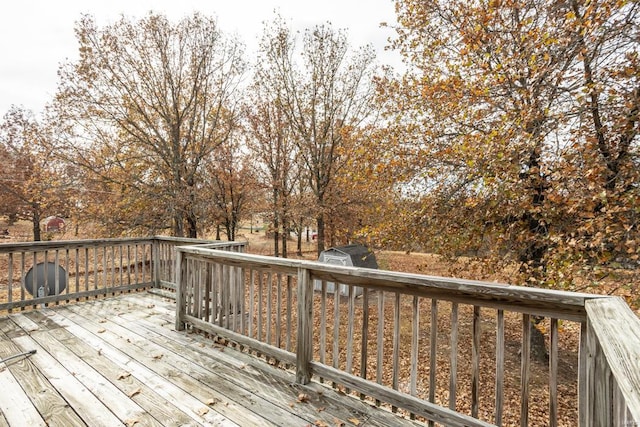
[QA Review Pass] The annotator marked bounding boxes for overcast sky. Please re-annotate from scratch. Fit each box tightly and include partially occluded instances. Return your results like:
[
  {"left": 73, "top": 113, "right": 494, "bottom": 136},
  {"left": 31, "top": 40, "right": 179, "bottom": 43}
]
[{"left": 0, "top": 0, "right": 399, "bottom": 117}]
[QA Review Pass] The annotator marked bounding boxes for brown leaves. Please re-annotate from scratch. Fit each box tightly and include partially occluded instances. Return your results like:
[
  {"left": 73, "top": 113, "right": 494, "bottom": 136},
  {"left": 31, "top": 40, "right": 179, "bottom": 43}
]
[
  {"left": 296, "top": 393, "right": 310, "bottom": 403},
  {"left": 128, "top": 388, "right": 142, "bottom": 398}
]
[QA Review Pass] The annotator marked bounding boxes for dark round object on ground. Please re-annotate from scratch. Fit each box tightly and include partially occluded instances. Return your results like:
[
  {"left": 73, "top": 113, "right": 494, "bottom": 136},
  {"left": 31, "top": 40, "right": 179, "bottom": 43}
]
[{"left": 24, "top": 262, "right": 67, "bottom": 297}]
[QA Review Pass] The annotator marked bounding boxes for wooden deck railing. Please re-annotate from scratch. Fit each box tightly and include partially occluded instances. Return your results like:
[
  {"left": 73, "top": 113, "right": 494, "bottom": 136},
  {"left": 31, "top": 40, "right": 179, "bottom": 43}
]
[
  {"left": 174, "top": 245, "right": 640, "bottom": 427},
  {"left": 152, "top": 236, "right": 247, "bottom": 293},
  {"left": 582, "top": 297, "right": 640, "bottom": 426},
  {"left": 0, "top": 237, "right": 246, "bottom": 312}
]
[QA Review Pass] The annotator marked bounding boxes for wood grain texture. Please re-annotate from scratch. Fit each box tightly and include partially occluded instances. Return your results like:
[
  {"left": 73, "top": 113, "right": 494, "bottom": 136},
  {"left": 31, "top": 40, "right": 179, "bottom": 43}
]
[
  {"left": 585, "top": 297, "right": 640, "bottom": 426},
  {"left": 176, "top": 246, "right": 602, "bottom": 321},
  {"left": 0, "top": 292, "right": 426, "bottom": 427}
]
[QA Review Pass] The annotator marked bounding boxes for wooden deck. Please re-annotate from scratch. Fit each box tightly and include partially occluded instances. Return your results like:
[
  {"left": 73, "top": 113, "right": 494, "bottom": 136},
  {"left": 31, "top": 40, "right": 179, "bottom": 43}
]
[{"left": 0, "top": 292, "right": 422, "bottom": 427}]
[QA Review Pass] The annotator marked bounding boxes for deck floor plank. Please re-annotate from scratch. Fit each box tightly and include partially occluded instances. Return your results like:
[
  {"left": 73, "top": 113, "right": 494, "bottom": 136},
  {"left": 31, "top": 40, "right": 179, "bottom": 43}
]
[
  {"left": 37, "top": 308, "right": 237, "bottom": 427},
  {"left": 0, "top": 319, "right": 86, "bottom": 426},
  {"left": 114, "top": 308, "right": 374, "bottom": 427},
  {"left": 117, "top": 293, "right": 423, "bottom": 427},
  {"left": 0, "top": 292, "right": 425, "bottom": 427},
  {"left": 0, "top": 410, "right": 10, "bottom": 427},
  {"left": 58, "top": 302, "right": 301, "bottom": 427},
  {"left": 8, "top": 332, "right": 125, "bottom": 426},
  {"left": 22, "top": 327, "right": 164, "bottom": 427}
]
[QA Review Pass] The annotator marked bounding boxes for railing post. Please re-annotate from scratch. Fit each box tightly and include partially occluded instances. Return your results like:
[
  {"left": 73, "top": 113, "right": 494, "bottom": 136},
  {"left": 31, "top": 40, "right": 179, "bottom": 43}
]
[
  {"left": 578, "top": 321, "right": 591, "bottom": 427},
  {"left": 296, "top": 266, "right": 313, "bottom": 384},
  {"left": 152, "top": 237, "right": 159, "bottom": 289},
  {"left": 175, "top": 248, "right": 186, "bottom": 331}
]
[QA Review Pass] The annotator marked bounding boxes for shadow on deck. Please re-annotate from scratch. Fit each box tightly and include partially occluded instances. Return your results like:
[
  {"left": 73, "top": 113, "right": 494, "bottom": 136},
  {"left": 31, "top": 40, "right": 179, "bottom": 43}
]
[{"left": 0, "top": 292, "right": 421, "bottom": 427}]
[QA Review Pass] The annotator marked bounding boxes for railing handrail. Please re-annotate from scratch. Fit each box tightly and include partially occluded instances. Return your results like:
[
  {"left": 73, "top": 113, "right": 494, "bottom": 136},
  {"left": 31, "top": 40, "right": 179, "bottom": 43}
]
[
  {"left": 584, "top": 297, "right": 640, "bottom": 424},
  {"left": 0, "top": 235, "right": 234, "bottom": 254},
  {"left": 177, "top": 245, "right": 604, "bottom": 321},
  {"left": 0, "top": 237, "right": 154, "bottom": 254}
]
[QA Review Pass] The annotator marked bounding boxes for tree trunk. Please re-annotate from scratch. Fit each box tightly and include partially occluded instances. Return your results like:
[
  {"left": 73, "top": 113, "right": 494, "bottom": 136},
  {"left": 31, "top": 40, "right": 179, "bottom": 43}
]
[
  {"left": 316, "top": 214, "right": 325, "bottom": 256},
  {"left": 226, "top": 222, "right": 233, "bottom": 241},
  {"left": 530, "top": 316, "right": 549, "bottom": 364},
  {"left": 273, "top": 214, "right": 280, "bottom": 257},
  {"left": 32, "top": 209, "right": 41, "bottom": 242},
  {"left": 186, "top": 212, "right": 197, "bottom": 238},
  {"left": 281, "top": 219, "right": 288, "bottom": 258},
  {"left": 297, "top": 221, "right": 303, "bottom": 257},
  {"left": 173, "top": 211, "right": 184, "bottom": 237}
]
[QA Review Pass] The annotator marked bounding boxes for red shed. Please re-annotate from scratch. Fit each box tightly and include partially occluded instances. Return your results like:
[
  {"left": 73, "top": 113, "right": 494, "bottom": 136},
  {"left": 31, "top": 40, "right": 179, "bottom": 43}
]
[{"left": 44, "top": 216, "right": 65, "bottom": 232}]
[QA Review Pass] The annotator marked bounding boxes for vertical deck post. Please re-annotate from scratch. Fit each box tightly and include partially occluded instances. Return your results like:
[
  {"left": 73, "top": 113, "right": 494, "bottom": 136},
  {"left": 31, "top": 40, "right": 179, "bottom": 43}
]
[
  {"left": 175, "top": 248, "right": 186, "bottom": 331},
  {"left": 152, "top": 237, "right": 159, "bottom": 289},
  {"left": 296, "top": 267, "right": 313, "bottom": 384}
]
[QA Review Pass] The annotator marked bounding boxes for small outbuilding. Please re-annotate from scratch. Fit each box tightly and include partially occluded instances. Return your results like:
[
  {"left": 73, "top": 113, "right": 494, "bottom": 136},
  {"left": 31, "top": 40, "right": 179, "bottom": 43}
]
[
  {"left": 44, "top": 216, "right": 65, "bottom": 233},
  {"left": 313, "top": 244, "right": 378, "bottom": 296}
]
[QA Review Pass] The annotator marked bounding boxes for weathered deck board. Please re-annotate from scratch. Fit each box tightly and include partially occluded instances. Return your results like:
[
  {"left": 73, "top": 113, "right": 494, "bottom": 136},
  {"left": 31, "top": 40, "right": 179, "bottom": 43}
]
[
  {"left": 0, "top": 320, "right": 85, "bottom": 426},
  {"left": 112, "top": 294, "right": 421, "bottom": 427},
  {"left": 0, "top": 292, "right": 425, "bottom": 427}
]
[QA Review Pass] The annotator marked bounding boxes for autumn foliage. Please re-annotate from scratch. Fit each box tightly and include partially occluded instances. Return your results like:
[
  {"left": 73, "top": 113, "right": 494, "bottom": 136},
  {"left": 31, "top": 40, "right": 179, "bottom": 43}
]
[
  {"left": 371, "top": 0, "right": 639, "bottom": 297},
  {"left": 0, "top": 3, "right": 638, "bottom": 300}
]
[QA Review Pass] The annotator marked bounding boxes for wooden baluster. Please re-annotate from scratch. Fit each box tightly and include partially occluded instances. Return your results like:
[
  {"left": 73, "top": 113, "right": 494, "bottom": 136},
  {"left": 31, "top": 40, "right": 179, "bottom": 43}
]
[
  {"left": 496, "top": 309, "right": 505, "bottom": 426},
  {"left": 472, "top": 306, "right": 481, "bottom": 419},
  {"left": 449, "top": 302, "right": 459, "bottom": 411},
  {"left": 521, "top": 313, "right": 531, "bottom": 427}
]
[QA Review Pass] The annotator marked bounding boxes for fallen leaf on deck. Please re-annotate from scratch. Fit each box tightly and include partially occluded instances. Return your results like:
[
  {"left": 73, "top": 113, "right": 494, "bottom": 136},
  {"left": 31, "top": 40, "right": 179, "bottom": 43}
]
[
  {"left": 117, "top": 372, "right": 131, "bottom": 380},
  {"left": 198, "top": 407, "right": 209, "bottom": 416},
  {"left": 348, "top": 418, "right": 361, "bottom": 425},
  {"left": 297, "top": 393, "right": 310, "bottom": 403},
  {"left": 313, "top": 421, "right": 329, "bottom": 427},
  {"left": 317, "top": 407, "right": 325, "bottom": 412},
  {"left": 98, "top": 319, "right": 107, "bottom": 323},
  {"left": 124, "top": 418, "right": 139, "bottom": 427},
  {"left": 206, "top": 398, "right": 218, "bottom": 406},
  {"left": 152, "top": 353, "right": 163, "bottom": 360},
  {"left": 97, "top": 328, "right": 106, "bottom": 333},
  {"left": 128, "top": 388, "right": 142, "bottom": 398},
  {"left": 147, "top": 304, "right": 155, "bottom": 308}
]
